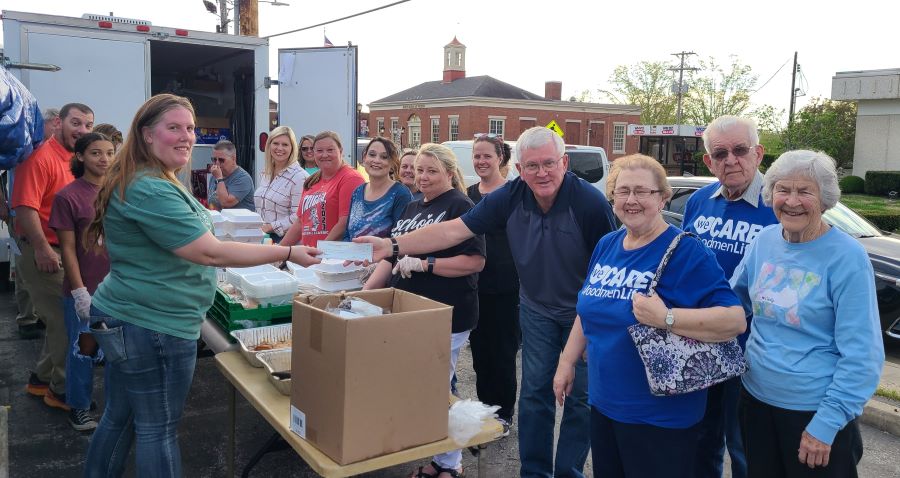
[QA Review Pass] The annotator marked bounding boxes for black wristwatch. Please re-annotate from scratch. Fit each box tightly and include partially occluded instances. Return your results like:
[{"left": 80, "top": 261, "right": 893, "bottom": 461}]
[
  {"left": 389, "top": 237, "right": 400, "bottom": 261},
  {"left": 427, "top": 256, "right": 436, "bottom": 273}
]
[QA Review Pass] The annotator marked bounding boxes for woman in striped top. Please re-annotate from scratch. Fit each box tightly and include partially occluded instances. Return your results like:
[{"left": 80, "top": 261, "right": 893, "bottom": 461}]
[{"left": 254, "top": 126, "right": 309, "bottom": 242}]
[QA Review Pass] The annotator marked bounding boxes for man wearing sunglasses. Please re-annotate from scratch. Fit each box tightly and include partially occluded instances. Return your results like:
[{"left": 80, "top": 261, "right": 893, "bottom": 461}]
[
  {"left": 208, "top": 140, "right": 255, "bottom": 211},
  {"left": 682, "top": 116, "right": 778, "bottom": 478},
  {"left": 355, "top": 126, "right": 615, "bottom": 478}
]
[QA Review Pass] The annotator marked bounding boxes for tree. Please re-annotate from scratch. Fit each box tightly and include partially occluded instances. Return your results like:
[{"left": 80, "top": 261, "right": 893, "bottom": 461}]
[
  {"left": 751, "top": 104, "right": 787, "bottom": 157},
  {"left": 681, "top": 56, "right": 757, "bottom": 125},
  {"left": 600, "top": 61, "right": 677, "bottom": 124},
  {"left": 786, "top": 98, "right": 857, "bottom": 170}
]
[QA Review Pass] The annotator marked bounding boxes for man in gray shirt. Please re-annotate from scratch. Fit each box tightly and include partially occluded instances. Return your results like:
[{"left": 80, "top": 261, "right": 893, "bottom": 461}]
[{"left": 208, "top": 140, "right": 255, "bottom": 211}]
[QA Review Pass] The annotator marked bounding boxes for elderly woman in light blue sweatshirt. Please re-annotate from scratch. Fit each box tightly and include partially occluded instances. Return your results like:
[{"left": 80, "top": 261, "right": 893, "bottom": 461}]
[{"left": 730, "top": 149, "right": 884, "bottom": 478}]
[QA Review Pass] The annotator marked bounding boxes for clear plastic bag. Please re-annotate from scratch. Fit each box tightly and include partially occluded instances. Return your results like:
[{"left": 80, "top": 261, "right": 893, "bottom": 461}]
[
  {"left": 325, "top": 297, "right": 385, "bottom": 319},
  {"left": 447, "top": 399, "right": 500, "bottom": 446}
]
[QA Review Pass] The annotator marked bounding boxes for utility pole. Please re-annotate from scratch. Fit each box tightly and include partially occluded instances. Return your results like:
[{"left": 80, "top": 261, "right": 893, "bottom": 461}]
[
  {"left": 238, "top": 0, "right": 259, "bottom": 36},
  {"left": 787, "top": 51, "right": 799, "bottom": 148},
  {"left": 669, "top": 51, "right": 699, "bottom": 127},
  {"left": 218, "top": 0, "right": 230, "bottom": 33}
]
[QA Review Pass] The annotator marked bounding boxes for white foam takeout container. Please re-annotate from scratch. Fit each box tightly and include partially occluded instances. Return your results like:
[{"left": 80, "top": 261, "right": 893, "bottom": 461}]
[
  {"left": 239, "top": 270, "right": 299, "bottom": 306},
  {"left": 287, "top": 262, "right": 363, "bottom": 292},
  {"left": 224, "top": 264, "right": 280, "bottom": 289},
  {"left": 310, "top": 261, "right": 365, "bottom": 283},
  {"left": 221, "top": 209, "right": 264, "bottom": 235}
]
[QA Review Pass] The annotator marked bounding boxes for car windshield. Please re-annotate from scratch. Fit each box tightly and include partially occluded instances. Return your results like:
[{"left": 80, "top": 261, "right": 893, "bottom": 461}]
[{"left": 823, "top": 202, "right": 882, "bottom": 238}]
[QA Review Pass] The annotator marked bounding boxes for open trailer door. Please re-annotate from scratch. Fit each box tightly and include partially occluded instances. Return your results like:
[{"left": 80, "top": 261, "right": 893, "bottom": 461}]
[
  {"left": 277, "top": 45, "right": 358, "bottom": 166},
  {"left": 2, "top": 15, "right": 150, "bottom": 133}
]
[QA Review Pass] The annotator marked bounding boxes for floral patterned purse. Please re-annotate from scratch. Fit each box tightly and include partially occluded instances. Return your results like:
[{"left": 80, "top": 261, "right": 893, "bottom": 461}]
[{"left": 626, "top": 232, "right": 747, "bottom": 397}]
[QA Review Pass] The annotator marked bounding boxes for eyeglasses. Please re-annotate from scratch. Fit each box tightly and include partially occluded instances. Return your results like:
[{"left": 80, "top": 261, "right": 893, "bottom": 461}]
[
  {"left": 474, "top": 133, "right": 503, "bottom": 142},
  {"left": 300, "top": 147, "right": 313, "bottom": 152},
  {"left": 521, "top": 157, "right": 562, "bottom": 175},
  {"left": 709, "top": 145, "right": 754, "bottom": 161},
  {"left": 612, "top": 188, "right": 662, "bottom": 200},
  {"left": 211, "top": 157, "right": 227, "bottom": 163}
]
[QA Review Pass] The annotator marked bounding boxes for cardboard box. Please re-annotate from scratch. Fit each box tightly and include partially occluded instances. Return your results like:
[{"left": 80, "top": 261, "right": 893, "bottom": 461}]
[{"left": 289, "top": 289, "right": 452, "bottom": 465}]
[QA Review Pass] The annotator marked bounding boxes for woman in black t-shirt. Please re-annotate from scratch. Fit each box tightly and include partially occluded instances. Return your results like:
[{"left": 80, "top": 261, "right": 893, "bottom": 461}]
[
  {"left": 364, "top": 143, "right": 485, "bottom": 478},
  {"left": 466, "top": 134, "right": 520, "bottom": 434}
]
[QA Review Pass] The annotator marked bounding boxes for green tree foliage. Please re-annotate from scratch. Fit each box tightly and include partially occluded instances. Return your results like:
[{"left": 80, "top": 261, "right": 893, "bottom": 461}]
[
  {"left": 681, "top": 56, "right": 757, "bottom": 125},
  {"left": 600, "top": 61, "right": 677, "bottom": 124},
  {"left": 601, "top": 56, "right": 758, "bottom": 126},
  {"left": 752, "top": 105, "right": 787, "bottom": 157},
  {"left": 786, "top": 98, "right": 857, "bottom": 170}
]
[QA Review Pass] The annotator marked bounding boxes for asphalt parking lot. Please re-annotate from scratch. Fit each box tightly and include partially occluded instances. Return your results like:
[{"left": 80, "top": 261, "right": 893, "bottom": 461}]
[{"left": 2, "top": 289, "right": 899, "bottom": 477}]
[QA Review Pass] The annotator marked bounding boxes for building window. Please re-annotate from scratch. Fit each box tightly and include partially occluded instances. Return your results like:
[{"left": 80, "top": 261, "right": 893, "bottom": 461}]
[
  {"left": 431, "top": 118, "right": 440, "bottom": 143},
  {"left": 391, "top": 118, "right": 400, "bottom": 145},
  {"left": 449, "top": 117, "right": 459, "bottom": 141},
  {"left": 489, "top": 118, "right": 504, "bottom": 136},
  {"left": 376, "top": 118, "right": 384, "bottom": 137},
  {"left": 613, "top": 123, "right": 626, "bottom": 154}
]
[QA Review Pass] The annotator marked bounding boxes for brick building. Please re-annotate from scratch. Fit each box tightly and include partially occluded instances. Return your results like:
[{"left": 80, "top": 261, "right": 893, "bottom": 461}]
[{"left": 367, "top": 37, "right": 641, "bottom": 159}]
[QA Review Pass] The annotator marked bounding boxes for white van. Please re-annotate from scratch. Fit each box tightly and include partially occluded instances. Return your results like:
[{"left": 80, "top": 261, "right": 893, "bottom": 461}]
[
  {"left": 442, "top": 140, "right": 518, "bottom": 188},
  {"left": 442, "top": 140, "right": 609, "bottom": 193}
]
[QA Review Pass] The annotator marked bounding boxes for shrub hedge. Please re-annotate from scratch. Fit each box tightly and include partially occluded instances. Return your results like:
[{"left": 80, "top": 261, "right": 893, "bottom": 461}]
[
  {"left": 839, "top": 175, "right": 865, "bottom": 193},
  {"left": 862, "top": 212, "right": 900, "bottom": 232},
  {"left": 864, "top": 171, "right": 900, "bottom": 196}
]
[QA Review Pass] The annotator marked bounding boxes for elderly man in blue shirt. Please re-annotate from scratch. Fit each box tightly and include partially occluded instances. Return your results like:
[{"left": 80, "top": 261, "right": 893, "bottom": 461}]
[
  {"left": 357, "top": 126, "right": 616, "bottom": 478},
  {"left": 682, "top": 116, "right": 779, "bottom": 478}
]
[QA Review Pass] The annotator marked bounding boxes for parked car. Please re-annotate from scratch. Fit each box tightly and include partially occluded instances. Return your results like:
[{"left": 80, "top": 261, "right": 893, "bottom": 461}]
[{"left": 665, "top": 176, "right": 900, "bottom": 344}]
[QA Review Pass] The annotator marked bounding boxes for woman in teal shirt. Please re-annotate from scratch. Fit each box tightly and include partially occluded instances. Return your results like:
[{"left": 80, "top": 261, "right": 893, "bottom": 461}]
[{"left": 83, "top": 94, "right": 321, "bottom": 477}]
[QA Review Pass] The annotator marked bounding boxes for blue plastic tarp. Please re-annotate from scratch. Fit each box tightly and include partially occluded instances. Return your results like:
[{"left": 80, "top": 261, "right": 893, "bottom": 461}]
[{"left": 0, "top": 65, "right": 43, "bottom": 170}]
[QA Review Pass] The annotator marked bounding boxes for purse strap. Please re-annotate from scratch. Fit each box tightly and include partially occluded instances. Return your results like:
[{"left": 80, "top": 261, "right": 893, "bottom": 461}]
[{"left": 645, "top": 232, "right": 696, "bottom": 297}]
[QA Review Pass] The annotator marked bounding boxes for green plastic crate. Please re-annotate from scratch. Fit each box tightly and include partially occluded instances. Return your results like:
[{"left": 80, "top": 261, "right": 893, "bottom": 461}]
[{"left": 207, "top": 288, "right": 293, "bottom": 333}]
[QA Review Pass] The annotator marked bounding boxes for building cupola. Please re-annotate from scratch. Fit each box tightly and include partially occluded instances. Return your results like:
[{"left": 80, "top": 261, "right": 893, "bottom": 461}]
[{"left": 443, "top": 36, "right": 466, "bottom": 83}]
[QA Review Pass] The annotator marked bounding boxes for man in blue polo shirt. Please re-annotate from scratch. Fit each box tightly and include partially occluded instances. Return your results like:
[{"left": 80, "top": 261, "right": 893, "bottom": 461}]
[
  {"left": 357, "top": 126, "right": 616, "bottom": 478},
  {"left": 682, "top": 116, "right": 778, "bottom": 478}
]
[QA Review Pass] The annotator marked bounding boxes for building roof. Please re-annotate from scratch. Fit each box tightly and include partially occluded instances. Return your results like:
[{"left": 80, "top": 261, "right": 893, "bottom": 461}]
[
  {"left": 371, "top": 75, "right": 547, "bottom": 104},
  {"left": 446, "top": 36, "right": 464, "bottom": 47}
]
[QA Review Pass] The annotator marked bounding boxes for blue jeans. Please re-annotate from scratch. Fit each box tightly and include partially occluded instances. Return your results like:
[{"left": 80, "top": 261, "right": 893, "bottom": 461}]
[
  {"left": 63, "top": 297, "right": 100, "bottom": 410},
  {"left": 84, "top": 306, "right": 197, "bottom": 478},
  {"left": 518, "top": 303, "right": 590, "bottom": 478},
  {"left": 694, "top": 377, "right": 747, "bottom": 478}
]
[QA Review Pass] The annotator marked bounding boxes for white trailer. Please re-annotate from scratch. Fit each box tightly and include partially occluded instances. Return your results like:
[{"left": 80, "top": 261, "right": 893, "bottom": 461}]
[{"left": 1, "top": 10, "right": 358, "bottom": 180}]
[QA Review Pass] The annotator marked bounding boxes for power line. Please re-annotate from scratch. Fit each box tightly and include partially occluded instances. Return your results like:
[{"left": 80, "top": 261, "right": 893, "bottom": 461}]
[
  {"left": 264, "top": 0, "right": 411, "bottom": 39},
  {"left": 752, "top": 56, "right": 792, "bottom": 93}
]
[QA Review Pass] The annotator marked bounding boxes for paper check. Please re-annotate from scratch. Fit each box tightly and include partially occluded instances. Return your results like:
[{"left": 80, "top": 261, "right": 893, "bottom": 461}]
[{"left": 316, "top": 241, "right": 373, "bottom": 262}]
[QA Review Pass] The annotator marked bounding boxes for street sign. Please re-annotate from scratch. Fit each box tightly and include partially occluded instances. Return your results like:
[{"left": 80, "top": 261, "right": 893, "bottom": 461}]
[{"left": 546, "top": 120, "right": 564, "bottom": 138}]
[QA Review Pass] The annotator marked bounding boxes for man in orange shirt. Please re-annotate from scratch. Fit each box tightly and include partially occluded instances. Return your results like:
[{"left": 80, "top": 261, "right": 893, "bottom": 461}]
[{"left": 11, "top": 103, "right": 94, "bottom": 409}]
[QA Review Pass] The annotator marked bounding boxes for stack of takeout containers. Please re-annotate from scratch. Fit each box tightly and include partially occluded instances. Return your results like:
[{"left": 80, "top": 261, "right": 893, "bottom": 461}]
[
  {"left": 208, "top": 210, "right": 228, "bottom": 241},
  {"left": 220, "top": 209, "right": 265, "bottom": 243},
  {"left": 208, "top": 265, "right": 299, "bottom": 331},
  {"left": 224, "top": 265, "right": 299, "bottom": 306}
]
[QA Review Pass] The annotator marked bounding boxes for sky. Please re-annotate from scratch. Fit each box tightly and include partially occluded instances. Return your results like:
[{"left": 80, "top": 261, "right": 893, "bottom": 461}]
[{"left": 4, "top": 0, "right": 900, "bottom": 126}]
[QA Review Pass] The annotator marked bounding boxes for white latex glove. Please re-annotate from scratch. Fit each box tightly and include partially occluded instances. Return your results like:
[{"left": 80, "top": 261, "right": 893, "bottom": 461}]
[
  {"left": 391, "top": 255, "right": 424, "bottom": 279},
  {"left": 72, "top": 287, "right": 92, "bottom": 322}
]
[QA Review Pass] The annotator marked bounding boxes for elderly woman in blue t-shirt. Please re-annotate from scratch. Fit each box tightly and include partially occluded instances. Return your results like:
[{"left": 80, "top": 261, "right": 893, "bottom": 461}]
[
  {"left": 553, "top": 154, "right": 746, "bottom": 478},
  {"left": 731, "top": 150, "right": 883, "bottom": 478}
]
